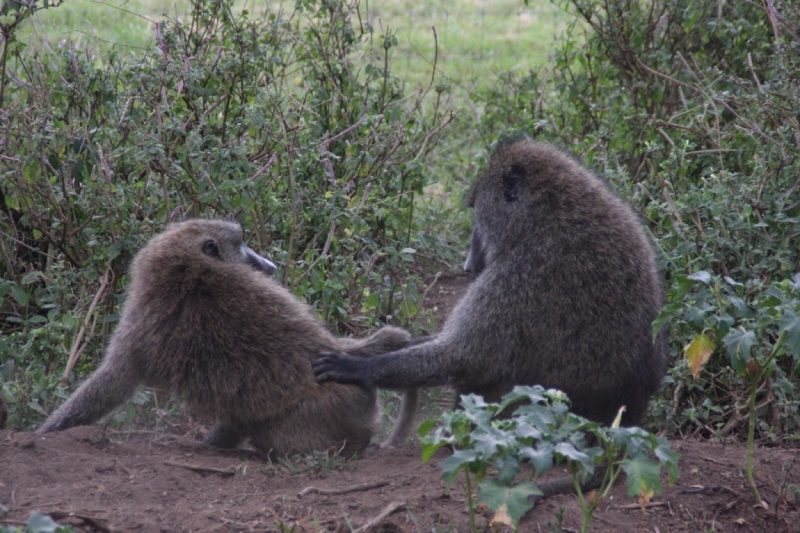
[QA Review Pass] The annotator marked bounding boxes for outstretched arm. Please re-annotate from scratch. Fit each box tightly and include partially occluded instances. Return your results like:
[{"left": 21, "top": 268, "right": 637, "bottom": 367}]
[
  {"left": 37, "top": 355, "right": 140, "bottom": 434},
  {"left": 313, "top": 336, "right": 459, "bottom": 391}
]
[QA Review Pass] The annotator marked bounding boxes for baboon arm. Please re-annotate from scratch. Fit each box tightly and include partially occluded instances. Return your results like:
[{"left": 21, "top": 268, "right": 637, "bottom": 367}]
[
  {"left": 313, "top": 339, "right": 458, "bottom": 390},
  {"left": 37, "top": 358, "right": 141, "bottom": 434}
]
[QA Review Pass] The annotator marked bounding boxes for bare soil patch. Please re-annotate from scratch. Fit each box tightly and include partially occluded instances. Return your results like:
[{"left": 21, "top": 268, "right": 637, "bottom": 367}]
[
  {"left": 1, "top": 274, "right": 798, "bottom": 532},
  {"left": 1, "top": 428, "right": 798, "bottom": 532}
]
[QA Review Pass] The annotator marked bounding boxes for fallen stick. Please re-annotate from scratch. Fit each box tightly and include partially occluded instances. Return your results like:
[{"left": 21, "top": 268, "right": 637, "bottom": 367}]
[
  {"left": 163, "top": 460, "right": 235, "bottom": 477},
  {"left": 615, "top": 501, "right": 669, "bottom": 510},
  {"left": 353, "top": 501, "right": 406, "bottom": 533},
  {"left": 297, "top": 480, "right": 390, "bottom": 498}
]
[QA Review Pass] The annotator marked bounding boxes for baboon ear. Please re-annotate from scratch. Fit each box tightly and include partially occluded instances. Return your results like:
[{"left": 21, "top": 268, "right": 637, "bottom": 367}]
[
  {"left": 502, "top": 165, "right": 524, "bottom": 202},
  {"left": 202, "top": 239, "right": 220, "bottom": 258}
]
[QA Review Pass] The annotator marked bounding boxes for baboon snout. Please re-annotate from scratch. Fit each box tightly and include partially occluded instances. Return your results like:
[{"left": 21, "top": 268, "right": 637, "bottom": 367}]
[{"left": 244, "top": 246, "right": 277, "bottom": 275}]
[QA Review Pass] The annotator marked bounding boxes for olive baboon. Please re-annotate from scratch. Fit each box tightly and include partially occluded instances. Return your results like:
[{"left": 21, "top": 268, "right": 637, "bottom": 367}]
[
  {"left": 315, "top": 138, "right": 667, "bottom": 427},
  {"left": 37, "top": 219, "right": 416, "bottom": 456}
]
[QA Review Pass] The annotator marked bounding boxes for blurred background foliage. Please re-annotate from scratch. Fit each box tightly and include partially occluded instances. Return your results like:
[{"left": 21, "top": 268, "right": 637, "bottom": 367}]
[{"left": 1, "top": 0, "right": 798, "bottom": 444}]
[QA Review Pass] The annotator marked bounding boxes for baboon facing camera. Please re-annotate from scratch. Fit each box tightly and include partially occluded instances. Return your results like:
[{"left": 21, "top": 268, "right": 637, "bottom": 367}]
[
  {"left": 316, "top": 138, "right": 667, "bottom": 427},
  {"left": 38, "top": 219, "right": 416, "bottom": 457}
]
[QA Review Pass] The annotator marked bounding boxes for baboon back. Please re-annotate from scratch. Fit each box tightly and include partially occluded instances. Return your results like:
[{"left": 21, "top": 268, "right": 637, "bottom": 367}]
[{"left": 315, "top": 139, "right": 666, "bottom": 426}]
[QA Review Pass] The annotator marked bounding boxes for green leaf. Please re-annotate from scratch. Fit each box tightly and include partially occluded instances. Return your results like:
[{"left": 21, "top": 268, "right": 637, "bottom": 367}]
[
  {"left": 361, "top": 293, "right": 380, "bottom": 311},
  {"left": 498, "top": 385, "right": 544, "bottom": 412},
  {"left": 554, "top": 442, "right": 594, "bottom": 474},
  {"left": 420, "top": 440, "right": 446, "bottom": 463},
  {"left": 516, "top": 403, "right": 558, "bottom": 428},
  {"left": 21, "top": 271, "right": 42, "bottom": 285},
  {"left": 684, "top": 305, "right": 706, "bottom": 328},
  {"left": 4, "top": 192, "right": 19, "bottom": 210},
  {"left": 724, "top": 276, "right": 744, "bottom": 287},
  {"left": 778, "top": 310, "right": 800, "bottom": 360},
  {"left": 439, "top": 449, "right": 481, "bottom": 477},
  {"left": 722, "top": 329, "right": 756, "bottom": 375},
  {"left": 26, "top": 513, "right": 65, "bottom": 533},
  {"left": 714, "top": 313, "right": 734, "bottom": 340},
  {"left": 652, "top": 302, "right": 682, "bottom": 342},
  {"left": 493, "top": 455, "right": 521, "bottom": 484},
  {"left": 417, "top": 418, "right": 438, "bottom": 437},
  {"left": 653, "top": 438, "right": 681, "bottom": 484},
  {"left": 10, "top": 284, "right": 29, "bottom": 306},
  {"left": 688, "top": 270, "right": 712, "bottom": 284},
  {"left": 519, "top": 443, "right": 554, "bottom": 475},
  {"left": 728, "top": 296, "right": 754, "bottom": 318},
  {"left": 472, "top": 428, "right": 507, "bottom": 458},
  {"left": 622, "top": 455, "right": 663, "bottom": 501},
  {"left": 477, "top": 478, "right": 541, "bottom": 527}
]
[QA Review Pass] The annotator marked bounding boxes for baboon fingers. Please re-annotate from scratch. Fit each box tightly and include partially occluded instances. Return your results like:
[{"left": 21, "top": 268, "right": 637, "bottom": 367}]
[{"left": 312, "top": 352, "right": 366, "bottom": 385}]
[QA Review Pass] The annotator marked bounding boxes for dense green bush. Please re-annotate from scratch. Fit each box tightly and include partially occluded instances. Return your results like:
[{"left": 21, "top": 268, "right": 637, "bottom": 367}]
[
  {"left": 0, "top": 0, "right": 452, "bottom": 428},
  {"left": 481, "top": 0, "right": 800, "bottom": 439}
]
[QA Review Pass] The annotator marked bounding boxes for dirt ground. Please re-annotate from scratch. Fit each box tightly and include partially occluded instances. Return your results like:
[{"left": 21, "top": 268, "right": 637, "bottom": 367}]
[{"left": 1, "top": 274, "right": 799, "bottom": 533}]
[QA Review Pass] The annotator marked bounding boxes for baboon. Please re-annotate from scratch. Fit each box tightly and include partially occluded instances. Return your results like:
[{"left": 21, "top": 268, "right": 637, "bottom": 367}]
[
  {"left": 315, "top": 138, "right": 667, "bottom": 428},
  {"left": 37, "top": 219, "right": 417, "bottom": 456}
]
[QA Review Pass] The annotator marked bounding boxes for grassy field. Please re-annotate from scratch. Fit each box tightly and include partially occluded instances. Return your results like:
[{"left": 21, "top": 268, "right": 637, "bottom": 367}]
[{"left": 21, "top": 0, "right": 569, "bottom": 90}]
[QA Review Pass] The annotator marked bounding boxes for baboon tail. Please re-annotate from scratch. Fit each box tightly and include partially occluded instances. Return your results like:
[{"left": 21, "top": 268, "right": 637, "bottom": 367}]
[
  {"left": 37, "top": 359, "right": 139, "bottom": 434},
  {"left": 381, "top": 387, "right": 419, "bottom": 448}
]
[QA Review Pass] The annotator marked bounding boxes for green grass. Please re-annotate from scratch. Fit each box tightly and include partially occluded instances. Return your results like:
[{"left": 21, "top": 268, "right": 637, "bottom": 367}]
[
  {"left": 364, "top": 0, "right": 569, "bottom": 90},
  {"left": 19, "top": 0, "right": 569, "bottom": 89},
  {"left": 19, "top": 0, "right": 173, "bottom": 52}
]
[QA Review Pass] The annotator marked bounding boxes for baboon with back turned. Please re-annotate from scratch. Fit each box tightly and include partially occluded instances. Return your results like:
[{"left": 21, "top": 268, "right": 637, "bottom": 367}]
[
  {"left": 38, "top": 219, "right": 417, "bottom": 456},
  {"left": 315, "top": 138, "right": 667, "bottom": 428}
]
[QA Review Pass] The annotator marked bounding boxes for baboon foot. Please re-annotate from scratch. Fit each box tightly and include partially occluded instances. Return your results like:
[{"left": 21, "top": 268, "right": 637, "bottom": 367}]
[{"left": 204, "top": 423, "right": 244, "bottom": 449}]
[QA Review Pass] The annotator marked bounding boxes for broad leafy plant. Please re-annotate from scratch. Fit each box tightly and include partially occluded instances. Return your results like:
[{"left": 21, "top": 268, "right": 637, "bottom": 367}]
[{"left": 420, "top": 386, "right": 679, "bottom": 532}]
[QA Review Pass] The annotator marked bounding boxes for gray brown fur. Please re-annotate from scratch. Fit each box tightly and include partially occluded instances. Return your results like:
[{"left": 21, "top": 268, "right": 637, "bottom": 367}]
[
  {"left": 315, "top": 138, "right": 667, "bottom": 426},
  {"left": 37, "top": 219, "right": 415, "bottom": 456}
]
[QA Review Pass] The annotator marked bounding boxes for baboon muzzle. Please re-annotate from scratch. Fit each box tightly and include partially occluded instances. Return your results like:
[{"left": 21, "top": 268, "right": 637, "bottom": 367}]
[{"left": 245, "top": 246, "right": 277, "bottom": 275}]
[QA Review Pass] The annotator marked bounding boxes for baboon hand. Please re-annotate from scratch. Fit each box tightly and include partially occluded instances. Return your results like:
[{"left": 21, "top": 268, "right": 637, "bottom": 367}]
[{"left": 313, "top": 352, "right": 369, "bottom": 386}]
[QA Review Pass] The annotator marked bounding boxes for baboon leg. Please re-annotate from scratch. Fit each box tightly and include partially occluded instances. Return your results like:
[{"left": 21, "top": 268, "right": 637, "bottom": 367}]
[
  {"left": 249, "top": 386, "right": 378, "bottom": 459},
  {"left": 204, "top": 423, "right": 245, "bottom": 449},
  {"left": 37, "top": 358, "right": 140, "bottom": 434},
  {"left": 531, "top": 464, "right": 607, "bottom": 506}
]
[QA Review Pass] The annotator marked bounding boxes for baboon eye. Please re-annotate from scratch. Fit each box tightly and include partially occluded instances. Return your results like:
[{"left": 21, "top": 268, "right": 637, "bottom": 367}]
[
  {"left": 202, "top": 240, "right": 220, "bottom": 258},
  {"left": 502, "top": 166, "right": 524, "bottom": 202}
]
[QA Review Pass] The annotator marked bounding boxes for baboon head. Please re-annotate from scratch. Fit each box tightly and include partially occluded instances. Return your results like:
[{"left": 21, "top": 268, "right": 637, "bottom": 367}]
[
  {"left": 463, "top": 138, "right": 591, "bottom": 275},
  {"left": 142, "top": 219, "right": 277, "bottom": 277}
]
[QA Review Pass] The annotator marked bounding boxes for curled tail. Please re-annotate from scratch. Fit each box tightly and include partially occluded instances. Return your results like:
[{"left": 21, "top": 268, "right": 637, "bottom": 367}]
[{"left": 382, "top": 387, "right": 419, "bottom": 447}]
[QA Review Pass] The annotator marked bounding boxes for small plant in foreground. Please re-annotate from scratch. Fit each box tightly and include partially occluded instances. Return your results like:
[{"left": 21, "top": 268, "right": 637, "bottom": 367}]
[{"left": 419, "top": 386, "right": 679, "bottom": 533}]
